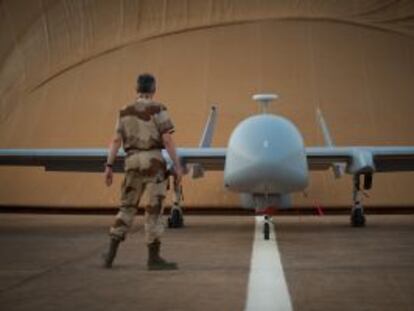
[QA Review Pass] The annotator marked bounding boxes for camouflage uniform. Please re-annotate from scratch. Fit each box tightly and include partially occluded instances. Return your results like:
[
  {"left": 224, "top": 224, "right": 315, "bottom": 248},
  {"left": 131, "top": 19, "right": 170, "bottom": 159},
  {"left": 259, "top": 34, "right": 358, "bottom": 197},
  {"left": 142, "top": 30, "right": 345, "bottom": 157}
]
[{"left": 109, "top": 97, "right": 174, "bottom": 244}]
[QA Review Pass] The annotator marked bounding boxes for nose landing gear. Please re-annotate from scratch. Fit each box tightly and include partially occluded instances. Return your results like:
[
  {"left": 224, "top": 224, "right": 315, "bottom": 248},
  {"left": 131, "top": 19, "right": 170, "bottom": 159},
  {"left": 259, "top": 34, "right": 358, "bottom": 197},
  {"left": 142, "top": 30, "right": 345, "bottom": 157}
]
[
  {"left": 257, "top": 206, "right": 276, "bottom": 240},
  {"left": 263, "top": 215, "right": 271, "bottom": 240}
]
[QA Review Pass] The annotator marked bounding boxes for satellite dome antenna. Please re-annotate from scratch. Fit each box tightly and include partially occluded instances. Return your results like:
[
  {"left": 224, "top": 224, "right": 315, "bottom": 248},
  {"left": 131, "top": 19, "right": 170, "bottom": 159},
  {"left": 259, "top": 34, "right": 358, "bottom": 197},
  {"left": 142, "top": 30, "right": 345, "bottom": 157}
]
[{"left": 252, "top": 94, "right": 279, "bottom": 114}]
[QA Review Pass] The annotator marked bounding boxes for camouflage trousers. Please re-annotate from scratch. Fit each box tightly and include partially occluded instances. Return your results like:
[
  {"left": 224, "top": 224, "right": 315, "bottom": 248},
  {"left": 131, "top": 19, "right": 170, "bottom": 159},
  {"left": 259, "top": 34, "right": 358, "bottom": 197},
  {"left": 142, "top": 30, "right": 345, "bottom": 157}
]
[{"left": 109, "top": 169, "right": 167, "bottom": 244}]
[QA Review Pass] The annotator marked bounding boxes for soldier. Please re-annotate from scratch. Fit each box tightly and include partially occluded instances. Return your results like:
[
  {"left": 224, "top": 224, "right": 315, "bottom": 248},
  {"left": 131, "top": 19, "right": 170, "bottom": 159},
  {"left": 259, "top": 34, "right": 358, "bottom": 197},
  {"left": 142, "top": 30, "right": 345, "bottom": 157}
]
[{"left": 103, "top": 73, "right": 183, "bottom": 270}]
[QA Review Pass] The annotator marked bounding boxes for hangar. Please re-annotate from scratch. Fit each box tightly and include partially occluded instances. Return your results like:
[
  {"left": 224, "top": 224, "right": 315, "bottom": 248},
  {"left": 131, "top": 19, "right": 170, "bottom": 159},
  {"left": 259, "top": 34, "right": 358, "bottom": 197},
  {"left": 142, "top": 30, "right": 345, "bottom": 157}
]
[{"left": 0, "top": 1, "right": 414, "bottom": 310}]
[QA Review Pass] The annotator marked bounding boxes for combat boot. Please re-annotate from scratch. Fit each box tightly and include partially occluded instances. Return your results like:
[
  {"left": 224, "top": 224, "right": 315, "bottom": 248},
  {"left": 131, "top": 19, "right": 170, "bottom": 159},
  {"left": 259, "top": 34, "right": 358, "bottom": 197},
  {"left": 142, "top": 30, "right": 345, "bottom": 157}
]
[
  {"left": 102, "top": 236, "right": 121, "bottom": 268},
  {"left": 147, "top": 239, "right": 178, "bottom": 270}
]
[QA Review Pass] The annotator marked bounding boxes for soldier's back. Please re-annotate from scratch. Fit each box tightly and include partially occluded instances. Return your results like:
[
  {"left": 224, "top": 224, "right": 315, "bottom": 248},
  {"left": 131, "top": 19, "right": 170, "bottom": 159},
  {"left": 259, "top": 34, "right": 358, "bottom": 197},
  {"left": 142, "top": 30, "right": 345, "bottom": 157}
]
[
  {"left": 118, "top": 98, "right": 173, "bottom": 175},
  {"left": 119, "top": 99, "right": 166, "bottom": 152}
]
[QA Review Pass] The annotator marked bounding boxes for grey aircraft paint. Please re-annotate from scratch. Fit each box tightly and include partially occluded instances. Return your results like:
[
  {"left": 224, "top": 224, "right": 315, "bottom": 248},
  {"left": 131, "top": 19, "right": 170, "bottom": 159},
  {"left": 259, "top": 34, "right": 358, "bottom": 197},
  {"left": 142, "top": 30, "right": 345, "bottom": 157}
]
[{"left": 224, "top": 114, "right": 308, "bottom": 195}]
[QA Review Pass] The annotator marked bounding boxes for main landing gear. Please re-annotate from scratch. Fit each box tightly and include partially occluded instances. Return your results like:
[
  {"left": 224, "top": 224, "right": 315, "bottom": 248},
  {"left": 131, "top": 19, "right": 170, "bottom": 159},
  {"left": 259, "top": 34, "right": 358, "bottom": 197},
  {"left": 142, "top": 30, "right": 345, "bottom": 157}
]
[
  {"left": 168, "top": 203, "right": 184, "bottom": 228},
  {"left": 168, "top": 184, "right": 184, "bottom": 228},
  {"left": 350, "top": 173, "right": 372, "bottom": 227}
]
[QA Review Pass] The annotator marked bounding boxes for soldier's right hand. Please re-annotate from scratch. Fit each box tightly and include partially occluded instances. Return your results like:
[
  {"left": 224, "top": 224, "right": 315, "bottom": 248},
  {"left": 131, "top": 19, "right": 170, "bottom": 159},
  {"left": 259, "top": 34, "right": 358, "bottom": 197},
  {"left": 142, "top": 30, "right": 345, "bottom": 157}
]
[
  {"left": 174, "top": 165, "right": 183, "bottom": 186},
  {"left": 105, "top": 166, "right": 113, "bottom": 187}
]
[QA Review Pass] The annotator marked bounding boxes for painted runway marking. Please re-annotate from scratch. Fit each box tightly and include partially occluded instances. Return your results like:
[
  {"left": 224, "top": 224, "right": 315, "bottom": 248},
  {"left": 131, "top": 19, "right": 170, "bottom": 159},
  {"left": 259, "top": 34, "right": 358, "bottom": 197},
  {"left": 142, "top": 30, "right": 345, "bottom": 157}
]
[{"left": 245, "top": 216, "right": 293, "bottom": 311}]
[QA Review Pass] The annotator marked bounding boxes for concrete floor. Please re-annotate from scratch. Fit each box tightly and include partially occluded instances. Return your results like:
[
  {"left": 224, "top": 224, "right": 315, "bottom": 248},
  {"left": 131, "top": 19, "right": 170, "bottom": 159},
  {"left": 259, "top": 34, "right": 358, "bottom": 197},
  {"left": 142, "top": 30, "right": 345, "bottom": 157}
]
[
  {"left": 276, "top": 216, "right": 414, "bottom": 311},
  {"left": 0, "top": 214, "right": 413, "bottom": 311}
]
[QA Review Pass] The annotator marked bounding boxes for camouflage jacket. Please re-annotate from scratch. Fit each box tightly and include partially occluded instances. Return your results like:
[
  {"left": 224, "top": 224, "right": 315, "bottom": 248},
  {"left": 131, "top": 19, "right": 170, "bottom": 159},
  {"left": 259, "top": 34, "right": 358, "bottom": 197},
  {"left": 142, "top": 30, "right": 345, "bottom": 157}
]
[{"left": 116, "top": 97, "right": 174, "bottom": 175}]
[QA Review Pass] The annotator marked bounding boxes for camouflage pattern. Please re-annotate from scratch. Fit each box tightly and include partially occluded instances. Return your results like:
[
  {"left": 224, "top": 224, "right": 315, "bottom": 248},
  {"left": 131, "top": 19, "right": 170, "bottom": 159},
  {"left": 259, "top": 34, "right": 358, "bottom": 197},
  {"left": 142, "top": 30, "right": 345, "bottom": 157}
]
[
  {"left": 116, "top": 98, "right": 174, "bottom": 159},
  {"left": 110, "top": 97, "right": 174, "bottom": 243}
]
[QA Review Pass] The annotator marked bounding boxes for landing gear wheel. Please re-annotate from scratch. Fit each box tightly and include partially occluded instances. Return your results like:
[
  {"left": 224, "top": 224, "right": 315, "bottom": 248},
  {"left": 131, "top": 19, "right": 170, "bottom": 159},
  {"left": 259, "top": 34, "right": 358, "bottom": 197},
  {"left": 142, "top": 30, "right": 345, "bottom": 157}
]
[
  {"left": 263, "top": 222, "right": 270, "bottom": 240},
  {"left": 351, "top": 174, "right": 368, "bottom": 228},
  {"left": 351, "top": 208, "right": 366, "bottom": 227},
  {"left": 168, "top": 206, "right": 184, "bottom": 228}
]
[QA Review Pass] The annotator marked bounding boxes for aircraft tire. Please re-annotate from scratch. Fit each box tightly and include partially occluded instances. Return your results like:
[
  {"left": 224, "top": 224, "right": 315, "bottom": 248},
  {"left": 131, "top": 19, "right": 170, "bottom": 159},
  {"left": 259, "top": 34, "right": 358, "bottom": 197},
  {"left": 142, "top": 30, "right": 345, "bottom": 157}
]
[
  {"left": 169, "top": 208, "right": 183, "bottom": 228},
  {"left": 351, "top": 208, "right": 366, "bottom": 227}
]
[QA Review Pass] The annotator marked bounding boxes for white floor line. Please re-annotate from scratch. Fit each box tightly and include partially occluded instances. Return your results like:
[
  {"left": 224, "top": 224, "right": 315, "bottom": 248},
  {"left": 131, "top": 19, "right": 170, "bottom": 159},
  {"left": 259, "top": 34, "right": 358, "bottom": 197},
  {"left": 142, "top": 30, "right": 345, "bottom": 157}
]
[{"left": 245, "top": 216, "right": 293, "bottom": 311}]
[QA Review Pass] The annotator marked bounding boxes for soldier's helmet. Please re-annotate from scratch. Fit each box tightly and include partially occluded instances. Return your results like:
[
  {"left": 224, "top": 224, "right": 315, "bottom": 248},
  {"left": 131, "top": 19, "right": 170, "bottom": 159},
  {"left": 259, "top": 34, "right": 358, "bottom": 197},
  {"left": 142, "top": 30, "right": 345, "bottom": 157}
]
[{"left": 137, "top": 73, "right": 156, "bottom": 94}]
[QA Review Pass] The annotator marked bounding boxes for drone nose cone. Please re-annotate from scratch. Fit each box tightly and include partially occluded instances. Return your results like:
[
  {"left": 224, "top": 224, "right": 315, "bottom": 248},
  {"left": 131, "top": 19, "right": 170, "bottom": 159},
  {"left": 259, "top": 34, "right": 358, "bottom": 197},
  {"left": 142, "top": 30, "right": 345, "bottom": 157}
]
[{"left": 224, "top": 115, "right": 309, "bottom": 193}]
